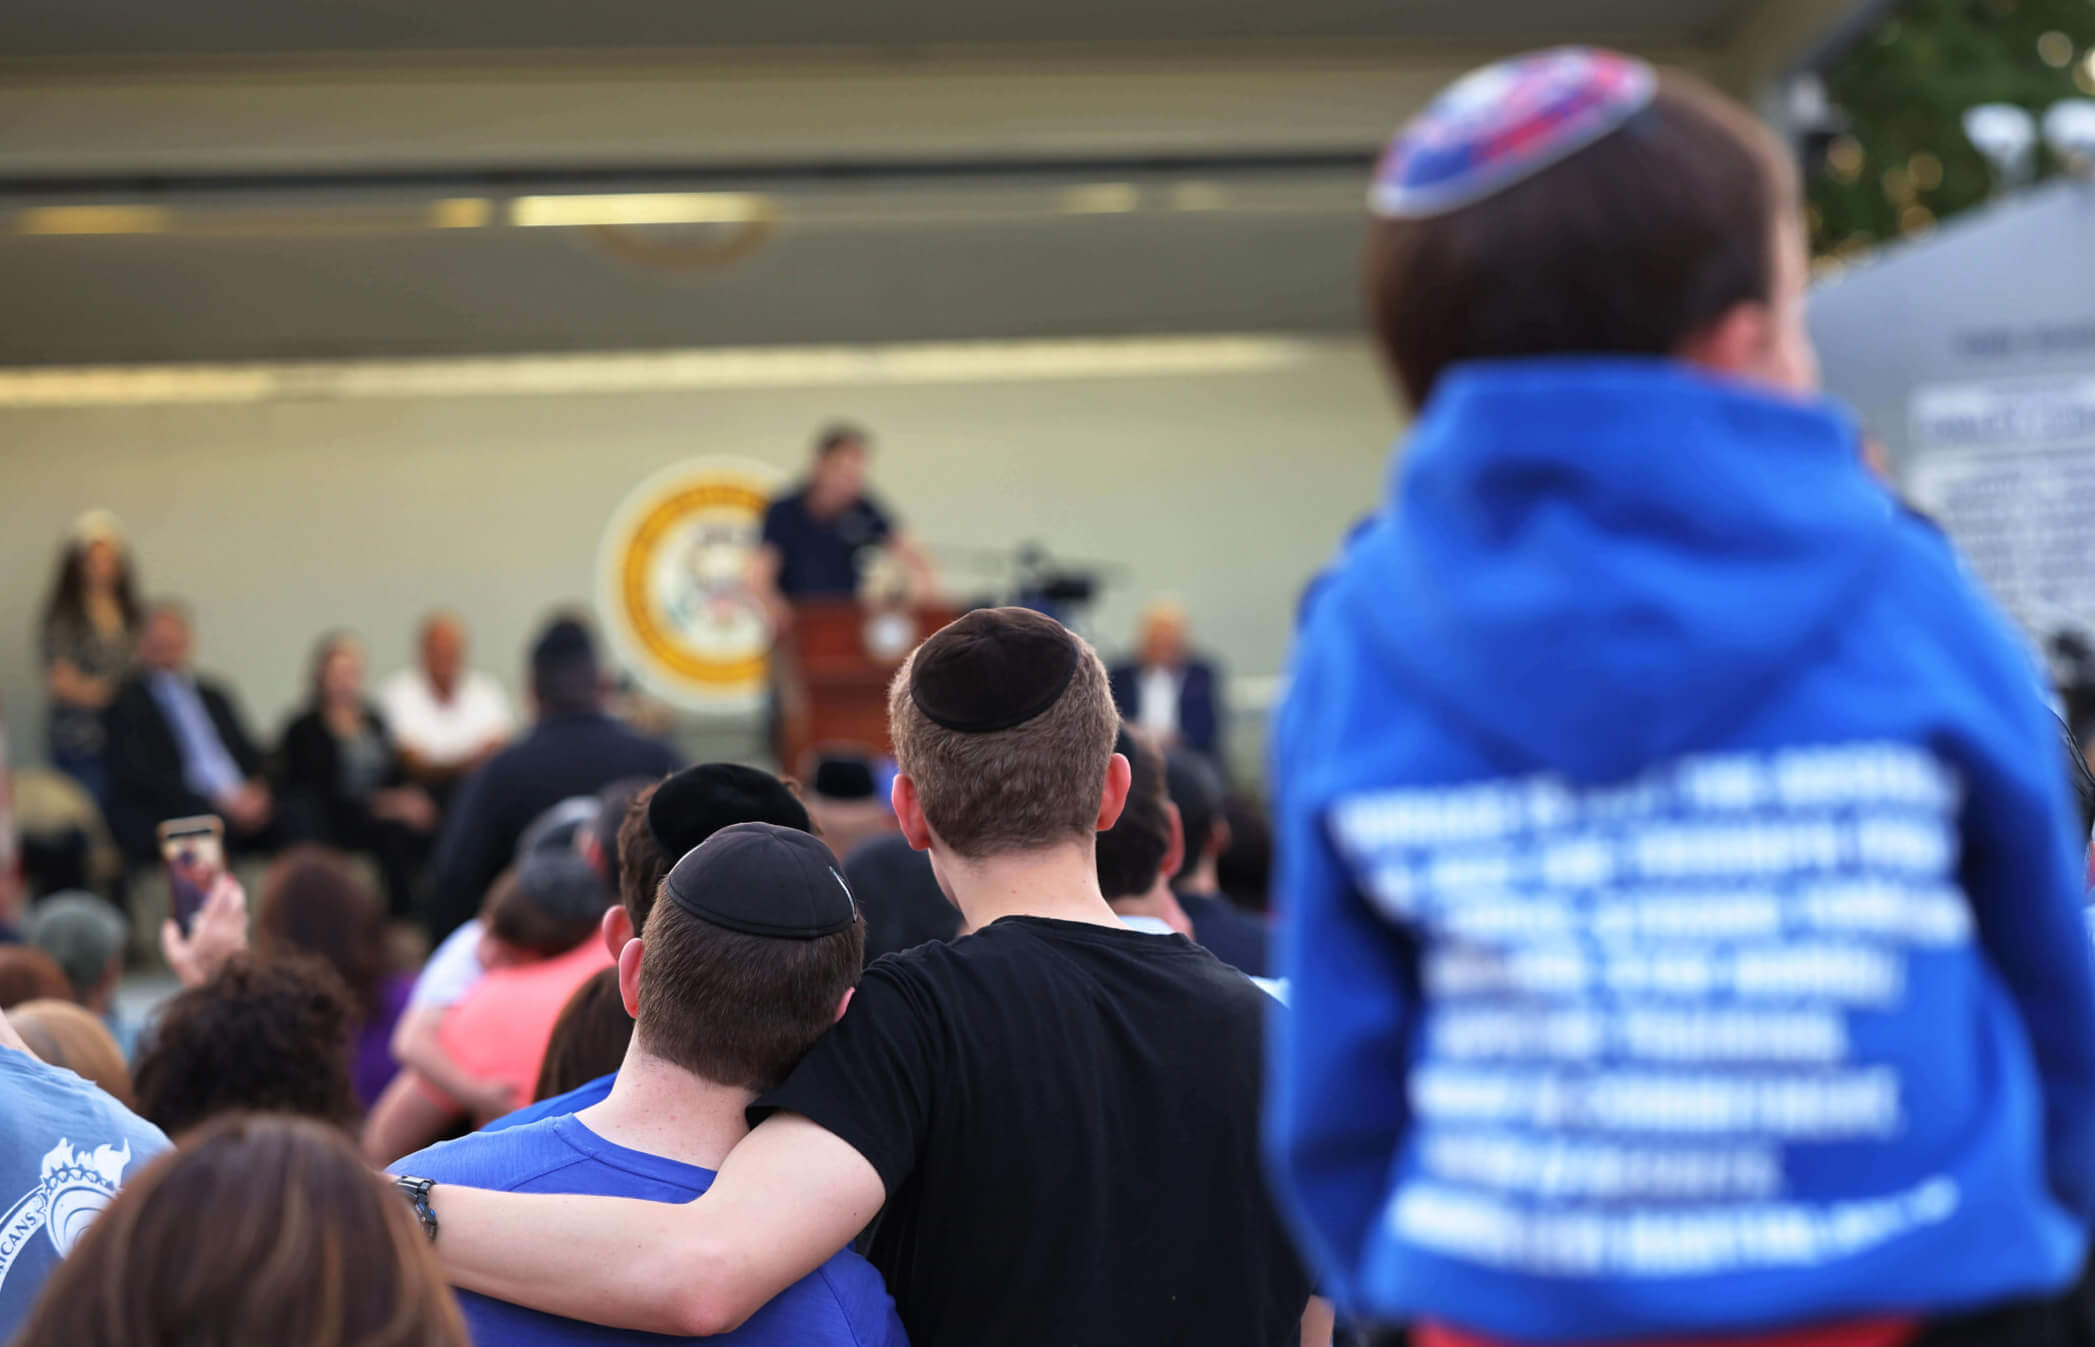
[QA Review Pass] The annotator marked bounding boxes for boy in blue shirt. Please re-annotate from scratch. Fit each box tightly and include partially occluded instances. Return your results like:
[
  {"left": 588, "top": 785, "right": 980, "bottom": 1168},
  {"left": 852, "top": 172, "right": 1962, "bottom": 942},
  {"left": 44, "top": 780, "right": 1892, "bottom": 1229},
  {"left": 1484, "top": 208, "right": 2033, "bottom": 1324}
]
[
  {"left": 484, "top": 762, "right": 819, "bottom": 1132},
  {"left": 1267, "top": 47, "right": 2095, "bottom": 1347},
  {"left": 396, "top": 822, "right": 903, "bottom": 1347}
]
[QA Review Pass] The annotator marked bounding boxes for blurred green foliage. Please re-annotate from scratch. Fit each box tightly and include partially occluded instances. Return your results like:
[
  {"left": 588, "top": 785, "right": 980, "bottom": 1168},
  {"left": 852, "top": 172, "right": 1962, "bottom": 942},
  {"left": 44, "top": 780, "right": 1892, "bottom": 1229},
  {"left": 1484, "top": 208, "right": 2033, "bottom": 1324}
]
[{"left": 1809, "top": 0, "right": 2095, "bottom": 257}]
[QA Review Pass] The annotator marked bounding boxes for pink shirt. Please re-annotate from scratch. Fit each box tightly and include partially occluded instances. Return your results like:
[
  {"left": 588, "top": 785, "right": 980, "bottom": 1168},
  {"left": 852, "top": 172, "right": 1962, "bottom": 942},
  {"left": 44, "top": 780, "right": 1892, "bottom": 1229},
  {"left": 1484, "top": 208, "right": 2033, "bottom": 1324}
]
[{"left": 438, "top": 939, "right": 614, "bottom": 1104}]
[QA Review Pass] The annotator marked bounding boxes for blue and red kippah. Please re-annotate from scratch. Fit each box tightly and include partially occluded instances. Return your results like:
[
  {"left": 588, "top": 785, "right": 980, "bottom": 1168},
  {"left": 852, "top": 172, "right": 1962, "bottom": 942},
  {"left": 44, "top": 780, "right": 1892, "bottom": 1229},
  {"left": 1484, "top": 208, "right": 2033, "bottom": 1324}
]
[{"left": 1370, "top": 47, "right": 1658, "bottom": 220}]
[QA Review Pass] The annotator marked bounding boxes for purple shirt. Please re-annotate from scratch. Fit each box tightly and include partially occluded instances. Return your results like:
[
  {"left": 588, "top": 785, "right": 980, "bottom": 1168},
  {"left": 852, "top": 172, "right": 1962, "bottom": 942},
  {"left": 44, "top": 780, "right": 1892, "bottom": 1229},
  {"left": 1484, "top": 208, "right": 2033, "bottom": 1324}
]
[{"left": 352, "top": 972, "right": 414, "bottom": 1111}]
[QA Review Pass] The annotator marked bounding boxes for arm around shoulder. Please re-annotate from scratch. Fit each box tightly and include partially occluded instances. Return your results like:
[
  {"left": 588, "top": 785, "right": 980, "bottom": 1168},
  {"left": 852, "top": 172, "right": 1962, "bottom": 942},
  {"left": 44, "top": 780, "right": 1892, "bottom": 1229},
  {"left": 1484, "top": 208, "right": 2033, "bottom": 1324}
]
[{"left": 428, "top": 1111, "right": 886, "bottom": 1336}]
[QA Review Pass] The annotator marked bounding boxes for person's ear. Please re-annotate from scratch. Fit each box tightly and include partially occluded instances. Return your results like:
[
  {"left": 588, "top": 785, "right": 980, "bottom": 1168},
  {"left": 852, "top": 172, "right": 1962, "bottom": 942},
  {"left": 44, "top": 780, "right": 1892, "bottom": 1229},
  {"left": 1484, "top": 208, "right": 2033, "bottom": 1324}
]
[
  {"left": 1162, "top": 801, "right": 1185, "bottom": 882},
  {"left": 1210, "top": 817, "right": 1232, "bottom": 862},
  {"left": 600, "top": 904, "right": 634, "bottom": 962},
  {"left": 617, "top": 936, "right": 645, "bottom": 1018},
  {"left": 832, "top": 985, "right": 856, "bottom": 1025},
  {"left": 893, "top": 773, "right": 934, "bottom": 852},
  {"left": 1676, "top": 301, "right": 1772, "bottom": 381},
  {"left": 1095, "top": 752, "right": 1133, "bottom": 832}
]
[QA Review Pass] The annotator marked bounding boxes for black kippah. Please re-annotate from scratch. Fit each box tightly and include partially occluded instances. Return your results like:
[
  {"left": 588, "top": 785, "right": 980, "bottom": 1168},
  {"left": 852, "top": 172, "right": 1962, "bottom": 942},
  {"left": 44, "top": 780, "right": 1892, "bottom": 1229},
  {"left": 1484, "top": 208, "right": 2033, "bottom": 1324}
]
[
  {"left": 908, "top": 607, "right": 1081, "bottom": 734},
  {"left": 646, "top": 763, "right": 813, "bottom": 862},
  {"left": 811, "top": 753, "right": 877, "bottom": 802},
  {"left": 662, "top": 821, "right": 858, "bottom": 939}
]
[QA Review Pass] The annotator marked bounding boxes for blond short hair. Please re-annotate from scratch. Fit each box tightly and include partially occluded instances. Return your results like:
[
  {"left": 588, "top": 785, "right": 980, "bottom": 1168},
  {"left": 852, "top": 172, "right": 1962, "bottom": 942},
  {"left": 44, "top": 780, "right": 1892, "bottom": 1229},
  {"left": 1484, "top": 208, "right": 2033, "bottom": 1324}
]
[{"left": 888, "top": 631, "right": 1119, "bottom": 859}]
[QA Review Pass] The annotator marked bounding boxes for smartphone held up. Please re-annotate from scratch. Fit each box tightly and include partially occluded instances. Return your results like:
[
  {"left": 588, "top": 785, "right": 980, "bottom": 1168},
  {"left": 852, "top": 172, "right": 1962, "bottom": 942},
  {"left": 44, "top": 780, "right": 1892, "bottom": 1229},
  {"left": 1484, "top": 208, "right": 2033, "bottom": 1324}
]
[{"left": 156, "top": 815, "right": 225, "bottom": 936}]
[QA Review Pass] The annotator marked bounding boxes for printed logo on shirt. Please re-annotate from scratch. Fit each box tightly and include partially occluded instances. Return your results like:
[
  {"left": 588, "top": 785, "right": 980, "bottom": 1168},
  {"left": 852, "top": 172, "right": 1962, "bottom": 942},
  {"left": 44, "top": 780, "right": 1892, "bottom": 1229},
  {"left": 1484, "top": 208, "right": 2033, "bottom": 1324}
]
[
  {"left": 596, "top": 457, "right": 784, "bottom": 712},
  {"left": 0, "top": 1138, "right": 135, "bottom": 1291},
  {"left": 1330, "top": 742, "right": 1969, "bottom": 1278}
]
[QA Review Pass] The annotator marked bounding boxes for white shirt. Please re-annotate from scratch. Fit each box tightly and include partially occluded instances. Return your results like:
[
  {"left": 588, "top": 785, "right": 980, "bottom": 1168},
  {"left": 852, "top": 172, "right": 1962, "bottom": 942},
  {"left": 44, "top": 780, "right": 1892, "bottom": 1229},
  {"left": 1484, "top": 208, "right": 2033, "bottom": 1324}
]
[
  {"left": 407, "top": 918, "right": 489, "bottom": 1011},
  {"left": 1136, "top": 665, "right": 1184, "bottom": 740},
  {"left": 378, "top": 668, "right": 515, "bottom": 770}
]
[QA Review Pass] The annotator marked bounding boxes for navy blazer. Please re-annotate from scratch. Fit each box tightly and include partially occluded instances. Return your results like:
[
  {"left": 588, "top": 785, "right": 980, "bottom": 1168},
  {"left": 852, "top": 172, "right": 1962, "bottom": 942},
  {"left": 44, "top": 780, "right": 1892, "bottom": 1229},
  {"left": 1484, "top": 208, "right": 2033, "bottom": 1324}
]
[
  {"left": 104, "top": 671, "right": 266, "bottom": 857},
  {"left": 1108, "top": 657, "right": 1222, "bottom": 759}
]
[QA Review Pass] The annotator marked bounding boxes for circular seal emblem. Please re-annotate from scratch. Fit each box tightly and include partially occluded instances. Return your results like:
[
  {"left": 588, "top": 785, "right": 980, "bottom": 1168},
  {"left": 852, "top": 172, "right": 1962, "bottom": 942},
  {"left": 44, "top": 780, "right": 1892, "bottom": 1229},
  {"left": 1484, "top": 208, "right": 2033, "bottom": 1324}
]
[{"left": 596, "top": 456, "right": 783, "bottom": 713}]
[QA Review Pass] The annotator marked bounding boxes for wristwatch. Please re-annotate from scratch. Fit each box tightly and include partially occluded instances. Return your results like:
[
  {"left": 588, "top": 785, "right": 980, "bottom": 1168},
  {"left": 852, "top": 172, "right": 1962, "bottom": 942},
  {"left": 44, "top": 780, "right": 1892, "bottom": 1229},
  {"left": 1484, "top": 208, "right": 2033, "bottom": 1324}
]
[{"left": 393, "top": 1174, "right": 439, "bottom": 1243}]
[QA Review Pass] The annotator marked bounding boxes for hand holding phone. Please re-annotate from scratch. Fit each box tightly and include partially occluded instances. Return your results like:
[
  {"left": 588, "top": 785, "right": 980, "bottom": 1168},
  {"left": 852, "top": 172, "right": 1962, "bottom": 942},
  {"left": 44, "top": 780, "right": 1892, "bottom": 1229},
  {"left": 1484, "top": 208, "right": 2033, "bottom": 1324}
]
[
  {"left": 156, "top": 815, "right": 225, "bottom": 936},
  {"left": 160, "top": 871, "right": 249, "bottom": 989}
]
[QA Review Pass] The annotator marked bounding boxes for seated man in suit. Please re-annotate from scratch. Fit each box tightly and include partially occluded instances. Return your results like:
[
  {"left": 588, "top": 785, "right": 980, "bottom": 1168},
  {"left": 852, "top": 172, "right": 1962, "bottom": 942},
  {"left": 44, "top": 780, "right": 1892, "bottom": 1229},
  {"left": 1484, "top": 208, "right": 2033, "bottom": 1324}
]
[
  {"left": 104, "top": 600, "right": 278, "bottom": 861},
  {"left": 1108, "top": 599, "right": 1224, "bottom": 764}
]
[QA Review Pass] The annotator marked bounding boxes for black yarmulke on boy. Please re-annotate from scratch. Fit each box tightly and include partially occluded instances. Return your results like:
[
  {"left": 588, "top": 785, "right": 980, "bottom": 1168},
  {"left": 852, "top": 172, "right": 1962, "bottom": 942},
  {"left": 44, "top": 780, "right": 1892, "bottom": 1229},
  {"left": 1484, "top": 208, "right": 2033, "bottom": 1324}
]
[
  {"left": 908, "top": 607, "right": 1080, "bottom": 734},
  {"left": 662, "top": 821, "right": 858, "bottom": 939},
  {"left": 647, "top": 763, "right": 813, "bottom": 863}
]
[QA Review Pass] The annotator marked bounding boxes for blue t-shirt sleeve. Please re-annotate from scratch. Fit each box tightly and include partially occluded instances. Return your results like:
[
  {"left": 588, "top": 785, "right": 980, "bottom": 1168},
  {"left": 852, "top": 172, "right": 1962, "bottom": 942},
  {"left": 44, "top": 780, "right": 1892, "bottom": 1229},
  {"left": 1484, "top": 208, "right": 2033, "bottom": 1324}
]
[
  {"left": 391, "top": 1127, "right": 583, "bottom": 1191},
  {"left": 761, "top": 498, "right": 795, "bottom": 550}
]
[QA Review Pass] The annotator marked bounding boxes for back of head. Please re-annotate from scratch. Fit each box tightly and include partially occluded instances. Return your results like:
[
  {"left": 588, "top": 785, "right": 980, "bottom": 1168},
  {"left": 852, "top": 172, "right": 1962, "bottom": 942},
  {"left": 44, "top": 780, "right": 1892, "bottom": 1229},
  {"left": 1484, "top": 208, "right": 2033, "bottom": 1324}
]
[
  {"left": 0, "top": 945, "right": 73, "bottom": 1010},
  {"left": 1096, "top": 727, "right": 1173, "bottom": 901},
  {"left": 131, "top": 956, "right": 361, "bottom": 1138},
  {"left": 814, "top": 421, "right": 870, "bottom": 461},
  {"left": 888, "top": 607, "right": 1119, "bottom": 858},
  {"left": 529, "top": 616, "right": 600, "bottom": 716},
  {"left": 1216, "top": 797, "right": 1272, "bottom": 915},
  {"left": 533, "top": 966, "right": 633, "bottom": 1103},
  {"left": 11, "top": 1112, "right": 469, "bottom": 1347},
  {"left": 484, "top": 851, "right": 610, "bottom": 958},
  {"left": 27, "top": 890, "right": 128, "bottom": 1002},
  {"left": 617, "top": 763, "right": 813, "bottom": 935},
  {"left": 256, "top": 846, "right": 387, "bottom": 1017},
  {"left": 637, "top": 824, "right": 865, "bottom": 1091},
  {"left": 9, "top": 998, "right": 134, "bottom": 1108},
  {"left": 1365, "top": 51, "right": 1794, "bottom": 409},
  {"left": 1163, "top": 748, "right": 1225, "bottom": 875}
]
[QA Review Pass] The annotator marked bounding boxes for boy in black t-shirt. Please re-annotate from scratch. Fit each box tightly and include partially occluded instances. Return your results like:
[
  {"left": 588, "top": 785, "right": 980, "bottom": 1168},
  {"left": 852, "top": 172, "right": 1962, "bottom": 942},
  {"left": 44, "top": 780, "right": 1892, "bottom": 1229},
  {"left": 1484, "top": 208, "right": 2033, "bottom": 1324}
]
[{"left": 418, "top": 607, "right": 1313, "bottom": 1347}]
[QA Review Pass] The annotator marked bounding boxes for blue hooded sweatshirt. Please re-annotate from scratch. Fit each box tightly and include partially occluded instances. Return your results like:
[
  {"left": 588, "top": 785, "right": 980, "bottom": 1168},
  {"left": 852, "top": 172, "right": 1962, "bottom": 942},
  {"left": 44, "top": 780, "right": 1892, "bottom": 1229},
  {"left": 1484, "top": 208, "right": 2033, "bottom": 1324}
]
[{"left": 1266, "top": 359, "right": 2095, "bottom": 1343}]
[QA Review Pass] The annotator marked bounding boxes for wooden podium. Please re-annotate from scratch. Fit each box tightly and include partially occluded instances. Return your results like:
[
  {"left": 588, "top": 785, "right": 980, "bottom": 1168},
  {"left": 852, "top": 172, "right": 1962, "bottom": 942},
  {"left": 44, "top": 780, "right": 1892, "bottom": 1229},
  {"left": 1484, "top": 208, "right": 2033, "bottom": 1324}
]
[{"left": 773, "top": 598, "right": 960, "bottom": 774}]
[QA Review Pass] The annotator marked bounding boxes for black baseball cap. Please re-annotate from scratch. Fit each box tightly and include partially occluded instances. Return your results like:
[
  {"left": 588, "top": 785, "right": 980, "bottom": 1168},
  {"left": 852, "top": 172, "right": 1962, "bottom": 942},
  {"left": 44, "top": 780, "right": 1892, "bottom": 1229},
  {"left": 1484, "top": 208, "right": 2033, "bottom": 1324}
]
[{"left": 661, "top": 821, "right": 858, "bottom": 939}]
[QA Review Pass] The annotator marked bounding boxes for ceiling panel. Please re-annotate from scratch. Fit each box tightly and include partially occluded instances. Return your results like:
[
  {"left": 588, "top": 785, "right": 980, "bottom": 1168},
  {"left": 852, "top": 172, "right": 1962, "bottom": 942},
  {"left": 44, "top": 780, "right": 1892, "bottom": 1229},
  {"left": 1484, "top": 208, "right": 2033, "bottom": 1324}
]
[
  {"left": 0, "top": 0, "right": 1747, "bottom": 62},
  {"left": 0, "top": 173, "right": 1369, "bottom": 365}
]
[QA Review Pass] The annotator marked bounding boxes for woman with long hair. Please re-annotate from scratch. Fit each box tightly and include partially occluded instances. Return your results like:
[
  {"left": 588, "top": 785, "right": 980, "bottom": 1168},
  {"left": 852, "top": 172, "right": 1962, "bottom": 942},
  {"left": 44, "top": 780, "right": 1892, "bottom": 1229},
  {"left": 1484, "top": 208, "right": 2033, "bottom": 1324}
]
[
  {"left": 275, "top": 631, "right": 436, "bottom": 918},
  {"left": 255, "top": 845, "right": 416, "bottom": 1110},
  {"left": 10, "top": 1112, "right": 469, "bottom": 1347},
  {"left": 37, "top": 511, "right": 142, "bottom": 808}
]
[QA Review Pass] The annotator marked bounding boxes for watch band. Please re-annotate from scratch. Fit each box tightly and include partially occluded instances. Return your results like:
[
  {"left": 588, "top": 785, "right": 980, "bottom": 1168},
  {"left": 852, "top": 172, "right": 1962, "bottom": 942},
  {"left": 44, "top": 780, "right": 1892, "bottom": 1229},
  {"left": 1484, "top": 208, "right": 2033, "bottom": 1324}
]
[{"left": 393, "top": 1174, "right": 439, "bottom": 1243}]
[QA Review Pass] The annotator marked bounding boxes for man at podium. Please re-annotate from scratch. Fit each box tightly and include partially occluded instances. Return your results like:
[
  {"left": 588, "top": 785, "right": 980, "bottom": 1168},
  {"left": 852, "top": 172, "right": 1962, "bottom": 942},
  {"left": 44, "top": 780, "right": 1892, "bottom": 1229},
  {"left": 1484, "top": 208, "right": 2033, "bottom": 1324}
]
[{"left": 752, "top": 423, "right": 937, "bottom": 628}]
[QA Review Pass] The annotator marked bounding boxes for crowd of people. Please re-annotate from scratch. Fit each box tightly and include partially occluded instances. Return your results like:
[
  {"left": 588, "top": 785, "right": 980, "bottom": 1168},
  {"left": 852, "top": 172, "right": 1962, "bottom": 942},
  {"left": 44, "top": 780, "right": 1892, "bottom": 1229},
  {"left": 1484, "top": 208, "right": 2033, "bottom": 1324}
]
[{"left": 4, "top": 42, "right": 2095, "bottom": 1347}]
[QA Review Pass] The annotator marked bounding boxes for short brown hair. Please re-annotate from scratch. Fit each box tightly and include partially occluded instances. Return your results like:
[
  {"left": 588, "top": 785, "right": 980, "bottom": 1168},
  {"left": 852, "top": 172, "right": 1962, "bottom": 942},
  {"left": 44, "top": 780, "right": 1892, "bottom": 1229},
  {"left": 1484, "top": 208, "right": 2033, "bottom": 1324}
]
[
  {"left": 1096, "top": 726, "right": 1171, "bottom": 900},
  {"left": 1365, "top": 71, "right": 1796, "bottom": 409},
  {"left": 12, "top": 1113, "right": 469, "bottom": 1347},
  {"left": 635, "top": 895, "right": 863, "bottom": 1091},
  {"left": 887, "top": 629, "right": 1119, "bottom": 858},
  {"left": 618, "top": 787, "right": 675, "bottom": 935}
]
